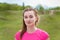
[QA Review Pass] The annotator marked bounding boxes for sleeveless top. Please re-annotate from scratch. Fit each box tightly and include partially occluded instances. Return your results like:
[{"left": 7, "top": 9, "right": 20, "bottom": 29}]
[{"left": 14, "top": 29, "right": 49, "bottom": 40}]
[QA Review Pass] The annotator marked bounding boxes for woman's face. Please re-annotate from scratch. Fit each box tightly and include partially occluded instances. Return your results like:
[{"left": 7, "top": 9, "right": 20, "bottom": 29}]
[{"left": 24, "top": 11, "right": 37, "bottom": 27}]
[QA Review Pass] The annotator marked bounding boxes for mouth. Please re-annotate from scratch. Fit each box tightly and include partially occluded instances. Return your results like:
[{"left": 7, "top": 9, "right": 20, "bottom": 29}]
[{"left": 27, "top": 21, "right": 32, "bottom": 24}]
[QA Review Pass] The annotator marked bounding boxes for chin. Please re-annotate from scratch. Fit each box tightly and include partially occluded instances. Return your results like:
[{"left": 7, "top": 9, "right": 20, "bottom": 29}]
[{"left": 26, "top": 23, "right": 34, "bottom": 26}]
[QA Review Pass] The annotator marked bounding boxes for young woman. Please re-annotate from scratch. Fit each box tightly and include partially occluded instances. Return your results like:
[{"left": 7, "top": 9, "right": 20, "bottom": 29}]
[{"left": 14, "top": 8, "right": 50, "bottom": 40}]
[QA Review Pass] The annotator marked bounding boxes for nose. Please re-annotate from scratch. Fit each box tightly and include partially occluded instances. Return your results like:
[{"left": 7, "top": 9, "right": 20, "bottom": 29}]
[{"left": 27, "top": 17, "right": 31, "bottom": 21}]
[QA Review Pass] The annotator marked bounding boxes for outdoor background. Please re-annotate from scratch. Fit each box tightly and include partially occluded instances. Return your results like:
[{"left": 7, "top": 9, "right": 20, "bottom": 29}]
[{"left": 0, "top": 0, "right": 60, "bottom": 40}]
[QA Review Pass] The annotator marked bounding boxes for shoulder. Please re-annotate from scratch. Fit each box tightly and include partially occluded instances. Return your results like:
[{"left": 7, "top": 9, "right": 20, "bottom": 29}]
[
  {"left": 37, "top": 28, "right": 49, "bottom": 40},
  {"left": 15, "top": 30, "right": 22, "bottom": 36},
  {"left": 14, "top": 30, "right": 22, "bottom": 40},
  {"left": 37, "top": 28, "right": 49, "bottom": 35}
]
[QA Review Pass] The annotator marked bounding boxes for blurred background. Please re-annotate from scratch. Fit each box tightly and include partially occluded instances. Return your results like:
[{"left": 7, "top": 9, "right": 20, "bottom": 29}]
[{"left": 0, "top": 0, "right": 60, "bottom": 40}]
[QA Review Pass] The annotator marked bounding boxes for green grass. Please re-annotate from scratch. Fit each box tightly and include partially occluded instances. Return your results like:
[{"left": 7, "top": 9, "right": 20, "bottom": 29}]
[
  {"left": 0, "top": 10, "right": 60, "bottom": 40},
  {"left": 0, "top": 10, "right": 23, "bottom": 40},
  {"left": 39, "top": 12, "right": 60, "bottom": 40}
]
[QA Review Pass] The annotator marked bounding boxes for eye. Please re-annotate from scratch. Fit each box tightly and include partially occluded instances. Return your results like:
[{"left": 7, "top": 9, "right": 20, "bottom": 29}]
[
  {"left": 24, "top": 16, "right": 28, "bottom": 19},
  {"left": 29, "top": 15, "right": 33, "bottom": 18}
]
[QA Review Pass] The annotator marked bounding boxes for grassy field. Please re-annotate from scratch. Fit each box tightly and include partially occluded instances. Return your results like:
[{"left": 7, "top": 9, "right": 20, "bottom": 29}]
[{"left": 0, "top": 10, "right": 60, "bottom": 40}]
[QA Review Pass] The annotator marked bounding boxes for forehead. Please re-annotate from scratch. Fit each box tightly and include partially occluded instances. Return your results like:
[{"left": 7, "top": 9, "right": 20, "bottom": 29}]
[{"left": 24, "top": 11, "right": 35, "bottom": 16}]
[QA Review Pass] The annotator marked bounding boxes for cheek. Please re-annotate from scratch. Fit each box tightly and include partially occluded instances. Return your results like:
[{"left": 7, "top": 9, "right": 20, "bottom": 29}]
[
  {"left": 24, "top": 19, "right": 29, "bottom": 24},
  {"left": 24, "top": 19, "right": 27, "bottom": 22},
  {"left": 31, "top": 18, "right": 36, "bottom": 22}
]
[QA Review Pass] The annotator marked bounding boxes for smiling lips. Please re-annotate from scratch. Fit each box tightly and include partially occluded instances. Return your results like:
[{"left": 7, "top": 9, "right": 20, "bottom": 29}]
[{"left": 27, "top": 21, "right": 32, "bottom": 24}]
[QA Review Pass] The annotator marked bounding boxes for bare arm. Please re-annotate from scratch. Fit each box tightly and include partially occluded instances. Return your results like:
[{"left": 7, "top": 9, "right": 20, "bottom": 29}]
[
  {"left": 47, "top": 37, "right": 50, "bottom": 40},
  {"left": 14, "top": 38, "right": 16, "bottom": 40}
]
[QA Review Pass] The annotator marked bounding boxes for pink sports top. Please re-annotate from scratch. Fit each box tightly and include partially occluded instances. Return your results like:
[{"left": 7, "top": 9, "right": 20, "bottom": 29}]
[{"left": 14, "top": 29, "right": 49, "bottom": 40}]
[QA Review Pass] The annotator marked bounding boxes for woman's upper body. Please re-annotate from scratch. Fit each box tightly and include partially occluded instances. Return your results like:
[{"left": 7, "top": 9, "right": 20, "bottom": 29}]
[
  {"left": 14, "top": 8, "right": 50, "bottom": 40},
  {"left": 14, "top": 28, "right": 49, "bottom": 40}
]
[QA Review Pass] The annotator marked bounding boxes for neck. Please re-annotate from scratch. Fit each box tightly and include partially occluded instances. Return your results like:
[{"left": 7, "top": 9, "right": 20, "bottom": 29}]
[{"left": 26, "top": 25, "right": 37, "bottom": 33}]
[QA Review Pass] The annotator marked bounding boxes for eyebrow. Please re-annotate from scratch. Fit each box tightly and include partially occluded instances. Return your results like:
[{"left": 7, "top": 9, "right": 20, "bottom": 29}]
[{"left": 24, "top": 14, "right": 33, "bottom": 16}]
